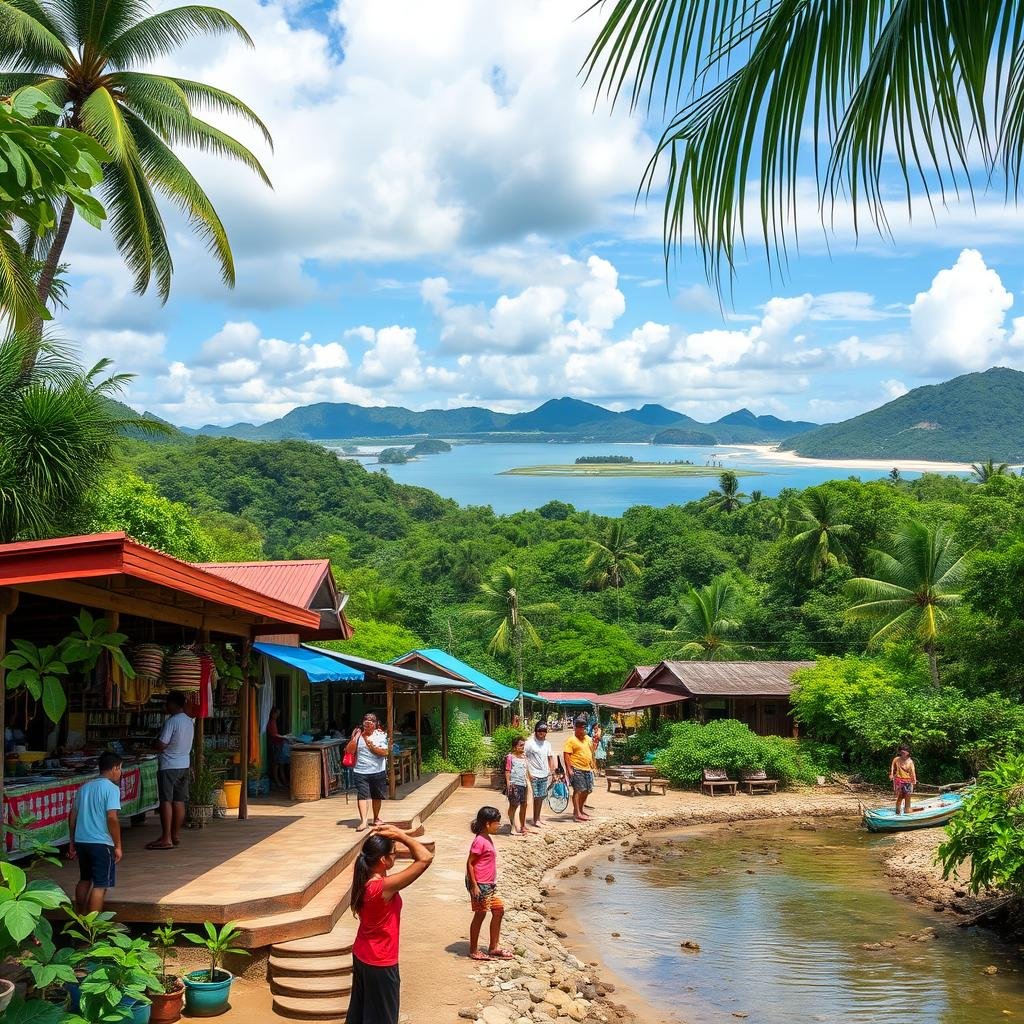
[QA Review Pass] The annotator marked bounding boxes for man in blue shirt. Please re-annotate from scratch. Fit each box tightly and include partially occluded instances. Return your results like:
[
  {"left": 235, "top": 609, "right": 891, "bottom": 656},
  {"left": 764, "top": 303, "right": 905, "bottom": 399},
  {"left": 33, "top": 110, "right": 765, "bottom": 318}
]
[{"left": 68, "top": 751, "right": 123, "bottom": 913}]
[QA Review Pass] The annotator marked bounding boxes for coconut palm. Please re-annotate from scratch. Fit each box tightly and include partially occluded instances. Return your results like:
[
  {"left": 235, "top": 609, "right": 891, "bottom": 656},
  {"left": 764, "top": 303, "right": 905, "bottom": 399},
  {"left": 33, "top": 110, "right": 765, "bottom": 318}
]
[
  {"left": 971, "top": 459, "right": 1011, "bottom": 483},
  {"left": 0, "top": 331, "right": 159, "bottom": 541},
  {"left": 666, "top": 577, "right": 746, "bottom": 661},
  {"left": 888, "top": 468, "right": 903, "bottom": 486},
  {"left": 706, "top": 470, "right": 747, "bottom": 513},
  {"left": 0, "top": 0, "right": 272, "bottom": 317},
  {"left": 585, "top": 521, "right": 643, "bottom": 621},
  {"left": 352, "top": 585, "right": 403, "bottom": 623},
  {"left": 786, "top": 490, "right": 852, "bottom": 580},
  {"left": 584, "top": 3, "right": 1024, "bottom": 288},
  {"left": 465, "top": 565, "right": 558, "bottom": 719},
  {"left": 845, "top": 521, "right": 966, "bottom": 686}
]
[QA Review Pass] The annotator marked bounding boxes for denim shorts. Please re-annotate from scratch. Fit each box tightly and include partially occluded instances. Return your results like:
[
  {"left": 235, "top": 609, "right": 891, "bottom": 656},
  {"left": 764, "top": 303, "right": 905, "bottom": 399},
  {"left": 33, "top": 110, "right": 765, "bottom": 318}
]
[
  {"left": 530, "top": 777, "right": 549, "bottom": 799},
  {"left": 570, "top": 770, "right": 594, "bottom": 793}
]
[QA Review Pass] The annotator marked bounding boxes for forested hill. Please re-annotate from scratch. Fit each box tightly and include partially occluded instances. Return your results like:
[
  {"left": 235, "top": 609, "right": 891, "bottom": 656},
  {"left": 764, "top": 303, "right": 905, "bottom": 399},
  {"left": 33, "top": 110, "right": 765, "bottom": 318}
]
[
  {"left": 781, "top": 367, "right": 1024, "bottom": 461},
  {"left": 181, "top": 396, "right": 818, "bottom": 444}
]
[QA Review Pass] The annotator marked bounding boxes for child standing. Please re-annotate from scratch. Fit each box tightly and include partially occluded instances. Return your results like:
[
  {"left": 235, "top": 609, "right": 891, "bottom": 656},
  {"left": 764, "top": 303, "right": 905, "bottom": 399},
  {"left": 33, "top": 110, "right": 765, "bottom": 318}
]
[
  {"left": 505, "top": 738, "right": 530, "bottom": 836},
  {"left": 68, "top": 751, "right": 123, "bottom": 913},
  {"left": 889, "top": 744, "right": 917, "bottom": 815},
  {"left": 466, "top": 807, "right": 513, "bottom": 961}
]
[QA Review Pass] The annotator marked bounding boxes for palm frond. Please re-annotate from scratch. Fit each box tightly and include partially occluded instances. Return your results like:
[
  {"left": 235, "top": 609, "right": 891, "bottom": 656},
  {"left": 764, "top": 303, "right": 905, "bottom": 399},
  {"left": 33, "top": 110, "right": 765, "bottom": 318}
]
[
  {"left": 105, "top": 5, "right": 254, "bottom": 67},
  {"left": 167, "top": 77, "right": 274, "bottom": 148},
  {"left": 0, "top": 0, "right": 71, "bottom": 67},
  {"left": 167, "top": 116, "right": 272, "bottom": 188}
]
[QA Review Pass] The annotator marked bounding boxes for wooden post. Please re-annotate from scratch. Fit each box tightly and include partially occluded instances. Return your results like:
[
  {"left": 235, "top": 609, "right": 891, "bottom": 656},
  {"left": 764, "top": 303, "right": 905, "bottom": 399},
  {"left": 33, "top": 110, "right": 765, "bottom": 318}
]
[
  {"left": 195, "top": 628, "right": 209, "bottom": 776},
  {"left": 386, "top": 678, "right": 396, "bottom": 800},
  {"left": 0, "top": 589, "right": 19, "bottom": 842},
  {"left": 239, "top": 642, "right": 251, "bottom": 820},
  {"left": 441, "top": 690, "right": 448, "bottom": 759},
  {"left": 415, "top": 690, "right": 422, "bottom": 778}
]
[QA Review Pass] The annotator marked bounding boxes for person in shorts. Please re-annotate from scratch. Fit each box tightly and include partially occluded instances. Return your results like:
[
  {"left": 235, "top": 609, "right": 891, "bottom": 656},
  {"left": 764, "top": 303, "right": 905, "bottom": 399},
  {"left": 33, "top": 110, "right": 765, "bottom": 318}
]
[
  {"left": 504, "top": 737, "right": 530, "bottom": 836},
  {"left": 68, "top": 751, "right": 123, "bottom": 912},
  {"left": 524, "top": 721, "right": 555, "bottom": 828},
  {"left": 346, "top": 713, "right": 391, "bottom": 831},
  {"left": 465, "top": 807, "right": 513, "bottom": 961},
  {"left": 564, "top": 716, "right": 596, "bottom": 822},
  {"left": 148, "top": 691, "right": 194, "bottom": 851}
]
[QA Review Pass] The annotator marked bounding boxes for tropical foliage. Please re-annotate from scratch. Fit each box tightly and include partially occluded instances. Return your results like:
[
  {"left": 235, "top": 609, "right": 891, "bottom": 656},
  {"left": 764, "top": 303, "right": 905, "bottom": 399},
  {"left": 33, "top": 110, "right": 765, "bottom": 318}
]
[
  {"left": 705, "top": 470, "right": 746, "bottom": 512},
  {"left": 667, "top": 577, "right": 745, "bottom": 660},
  {"left": 0, "top": 0, "right": 272, "bottom": 307},
  {"left": 786, "top": 491, "right": 852, "bottom": 579}
]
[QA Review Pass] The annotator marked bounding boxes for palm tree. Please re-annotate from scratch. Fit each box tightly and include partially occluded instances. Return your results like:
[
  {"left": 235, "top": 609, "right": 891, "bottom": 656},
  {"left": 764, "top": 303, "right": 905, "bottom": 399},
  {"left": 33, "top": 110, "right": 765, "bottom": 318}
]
[
  {"left": 0, "top": 331, "right": 158, "bottom": 541},
  {"left": 971, "top": 459, "right": 1010, "bottom": 483},
  {"left": 0, "top": 0, "right": 272, "bottom": 319},
  {"left": 706, "top": 470, "right": 747, "bottom": 513},
  {"left": 584, "top": 4, "right": 1024, "bottom": 288},
  {"left": 353, "top": 585, "right": 403, "bottom": 623},
  {"left": 786, "top": 491, "right": 852, "bottom": 580},
  {"left": 465, "top": 566, "right": 558, "bottom": 719},
  {"left": 585, "top": 522, "right": 643, "bottom": 620},
  {"left": 666, "top": 577, "right": 746, "bottom": 661},
  {"left": 888, "top": 468, "right": 903, "bottom": 486},
  {"left": 845, "top": 521, "right": 966, "bottom": 686}
]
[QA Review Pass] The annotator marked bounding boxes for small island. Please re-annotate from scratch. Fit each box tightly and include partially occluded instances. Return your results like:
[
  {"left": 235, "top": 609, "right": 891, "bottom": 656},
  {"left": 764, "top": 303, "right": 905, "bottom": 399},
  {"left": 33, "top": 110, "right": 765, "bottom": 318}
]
[
  {"left": 501, "top": 461, "right": 765, "bottom": 478},
  {"left": 378, "top": 447, "right": 411, "bottom": 464},
  {"left": 409, "top": 439, "right": 452, "bottom": 455},
  {"left": 652, "top": 428, "right": 719, "bottom": 445}
]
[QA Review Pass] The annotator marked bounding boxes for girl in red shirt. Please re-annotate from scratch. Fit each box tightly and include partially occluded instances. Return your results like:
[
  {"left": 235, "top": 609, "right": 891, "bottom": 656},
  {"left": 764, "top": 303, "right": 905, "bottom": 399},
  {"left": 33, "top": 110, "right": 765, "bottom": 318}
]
[{"left": 349, "top": 824, "right": 433, "bottom": 1024}]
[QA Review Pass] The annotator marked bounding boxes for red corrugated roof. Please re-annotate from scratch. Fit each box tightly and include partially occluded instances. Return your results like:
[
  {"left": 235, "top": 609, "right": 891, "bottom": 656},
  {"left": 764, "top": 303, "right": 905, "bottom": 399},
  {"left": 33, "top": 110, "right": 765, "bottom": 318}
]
[
  {"left": 536, "top": 691, "right": 599, "bottom": 704},
  {"left": 0, "top": 533, "right": 319, "bottom": 631},
  {"left": 594, "top": 687, "right": 687, "bottom": 711},
  {"left": 199, "top": 560, "right": 331, "bottom": 608},
  {"left": 623, "top": 665, "right": 655, "bottom": 688}
]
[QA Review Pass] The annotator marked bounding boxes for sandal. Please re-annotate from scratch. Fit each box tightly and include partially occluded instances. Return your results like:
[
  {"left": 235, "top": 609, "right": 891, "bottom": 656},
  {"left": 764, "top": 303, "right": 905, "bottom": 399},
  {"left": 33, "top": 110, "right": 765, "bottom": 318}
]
[
  {"left": 488, "top": 949, "right": 515, "bottom": 960},
  {"left": 470, "top": 951, "right": 492, "bottom": 961},
  {"left": 145, "top": 841, "right": 174, "bottom": 850},
  {"left": 355, "top": 823, "right": 368, "bottom": 832}
]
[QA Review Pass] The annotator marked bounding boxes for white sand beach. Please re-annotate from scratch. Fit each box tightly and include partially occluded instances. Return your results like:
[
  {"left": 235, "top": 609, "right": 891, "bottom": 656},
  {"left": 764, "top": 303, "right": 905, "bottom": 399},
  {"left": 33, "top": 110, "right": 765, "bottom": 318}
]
[{"left": 730, "top": 443, "right": 991, "bottom": 475}]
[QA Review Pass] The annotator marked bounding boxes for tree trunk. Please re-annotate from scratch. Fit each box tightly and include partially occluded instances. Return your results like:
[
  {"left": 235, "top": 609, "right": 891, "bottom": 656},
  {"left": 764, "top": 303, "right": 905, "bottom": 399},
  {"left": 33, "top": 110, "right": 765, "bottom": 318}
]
[
  {"left": 926, "top": 643, "right": 940, "bottom": 687},
  {"left": 36, "top": 198, "right": 76, "bottom": 306}
]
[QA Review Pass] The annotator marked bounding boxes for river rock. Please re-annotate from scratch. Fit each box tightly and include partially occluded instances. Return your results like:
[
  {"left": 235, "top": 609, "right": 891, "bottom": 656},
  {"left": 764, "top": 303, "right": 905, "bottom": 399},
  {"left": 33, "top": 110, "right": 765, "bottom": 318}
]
[
  {"left": 524, "top": 979, "right": 549, "bottom": 1003},
  {"left": 984, "top": 965, "right": 999, "bottom": 975},
  {"left": 458, "top": 1010, "right": 478, "bottom": 1020},
  {"left": 680, "top": 940, "right": 701, "bottom": 952},
  {"left": 480, "top": 1006, "right": 516, "bottom": 1024}
]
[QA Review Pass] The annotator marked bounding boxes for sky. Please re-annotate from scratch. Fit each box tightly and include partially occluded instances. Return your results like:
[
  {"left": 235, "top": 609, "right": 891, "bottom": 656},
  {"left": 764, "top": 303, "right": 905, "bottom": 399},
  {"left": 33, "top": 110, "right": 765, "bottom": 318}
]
[{"left": 56, "top": 0, "right": 1024, "bottom": 428}]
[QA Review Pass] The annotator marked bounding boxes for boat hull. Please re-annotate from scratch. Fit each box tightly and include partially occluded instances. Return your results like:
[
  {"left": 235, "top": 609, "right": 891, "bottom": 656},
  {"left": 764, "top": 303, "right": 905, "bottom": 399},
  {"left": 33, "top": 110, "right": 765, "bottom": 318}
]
[{"left": 862, "top": 795, "right": 964, "bottom": 832}]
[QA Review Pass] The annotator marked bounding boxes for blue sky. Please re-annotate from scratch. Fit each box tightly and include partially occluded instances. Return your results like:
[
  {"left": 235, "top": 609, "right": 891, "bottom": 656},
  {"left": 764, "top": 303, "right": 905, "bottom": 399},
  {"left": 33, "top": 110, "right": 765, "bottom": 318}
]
[{"left": 56, "top": 0, "right": 1024, "bottom": 428}]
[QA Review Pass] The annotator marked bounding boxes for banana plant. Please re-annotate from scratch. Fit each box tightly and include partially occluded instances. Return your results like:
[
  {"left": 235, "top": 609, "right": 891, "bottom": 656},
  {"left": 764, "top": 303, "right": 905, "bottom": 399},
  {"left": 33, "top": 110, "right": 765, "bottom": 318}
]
[
  {"left": 59, "top": 610, "right": 136, "bottom": 678},
  {"left": 1, "top": 640, "right": 69, "bottom": 723}
]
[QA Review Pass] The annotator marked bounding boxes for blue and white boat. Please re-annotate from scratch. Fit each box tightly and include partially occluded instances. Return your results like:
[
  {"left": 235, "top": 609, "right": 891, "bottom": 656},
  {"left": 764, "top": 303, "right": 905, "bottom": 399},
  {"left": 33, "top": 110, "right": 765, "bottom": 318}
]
[{"left": 862, "top": 791, "right": 966, "bottom": 832}]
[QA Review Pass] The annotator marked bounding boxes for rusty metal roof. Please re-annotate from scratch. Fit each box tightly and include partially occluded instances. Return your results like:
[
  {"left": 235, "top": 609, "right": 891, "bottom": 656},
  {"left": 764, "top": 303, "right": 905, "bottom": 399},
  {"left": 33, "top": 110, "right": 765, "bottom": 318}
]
[
  {"left": 594, "top": 687, "right": 687, "bottom": 711},
  {"left": 645, "top": 661, "right": 814, "bottom": 697},
  {"left": 198, "top": 560, "right": 331, "bottom": 608}
]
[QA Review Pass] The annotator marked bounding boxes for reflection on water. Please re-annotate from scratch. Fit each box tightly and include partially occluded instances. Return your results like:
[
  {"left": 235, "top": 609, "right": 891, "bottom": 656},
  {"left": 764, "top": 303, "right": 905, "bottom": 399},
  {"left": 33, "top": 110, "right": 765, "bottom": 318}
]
[{"left": 560, "top": 819, "right": 1023, "bottom": 1023}]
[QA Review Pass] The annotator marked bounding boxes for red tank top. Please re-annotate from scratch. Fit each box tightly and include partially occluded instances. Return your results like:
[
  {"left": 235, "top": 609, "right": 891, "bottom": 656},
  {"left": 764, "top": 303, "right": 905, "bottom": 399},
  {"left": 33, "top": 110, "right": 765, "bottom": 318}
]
[{"left": 352, "top": 877, "right": 402, "bottom": 967}]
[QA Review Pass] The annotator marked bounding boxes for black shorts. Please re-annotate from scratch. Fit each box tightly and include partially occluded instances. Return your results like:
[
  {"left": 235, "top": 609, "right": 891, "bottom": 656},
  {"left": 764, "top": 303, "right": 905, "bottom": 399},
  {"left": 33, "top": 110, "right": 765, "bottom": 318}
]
[
  {"left": 78, "top": 842, "right": 116, "bottom": 889},
  {"left": 348, "top": 955, "right": 400, "bottom": 1024},
  {"left": 355, "top": 771, "right": 388, "bottom": 801},
  {"left": 158, "top": 768, "right": 190, "bottom": 803},
  {"left": 507, "top": 783, "right": 528, "bottom": 808}
]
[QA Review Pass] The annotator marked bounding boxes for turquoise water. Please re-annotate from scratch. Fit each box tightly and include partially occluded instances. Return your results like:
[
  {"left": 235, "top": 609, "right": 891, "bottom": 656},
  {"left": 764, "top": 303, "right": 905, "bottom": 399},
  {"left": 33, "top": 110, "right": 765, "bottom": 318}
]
[
  {"left": 560, "top": 819, "right": 1024, "bottom": 1024},
  {"left": 360, "top": 442, "right": 966, "bottom": 515}
]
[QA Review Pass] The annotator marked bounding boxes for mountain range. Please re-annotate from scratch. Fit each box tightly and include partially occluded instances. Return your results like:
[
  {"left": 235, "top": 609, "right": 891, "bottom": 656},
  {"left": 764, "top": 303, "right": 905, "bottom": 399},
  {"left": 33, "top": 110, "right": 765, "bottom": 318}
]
[
  {"left": 781, "top": 366, "right": 1024, "bottom": 462},
  {"left": 184, "top": 397, "right": 819, "bottom": 444}
]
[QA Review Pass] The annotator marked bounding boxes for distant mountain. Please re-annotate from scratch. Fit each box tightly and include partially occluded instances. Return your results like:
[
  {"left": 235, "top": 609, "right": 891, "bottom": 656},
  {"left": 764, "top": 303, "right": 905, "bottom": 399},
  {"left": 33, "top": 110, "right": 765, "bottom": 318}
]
[
  {"left": 652, "top": 428, "right": 718, "bottom": 446},
  {"left": 180, "top": 397, "right": 818, "bottom": 444},
  {"left": 781, "top": 367, "right": 1024, "bottom": 461}
]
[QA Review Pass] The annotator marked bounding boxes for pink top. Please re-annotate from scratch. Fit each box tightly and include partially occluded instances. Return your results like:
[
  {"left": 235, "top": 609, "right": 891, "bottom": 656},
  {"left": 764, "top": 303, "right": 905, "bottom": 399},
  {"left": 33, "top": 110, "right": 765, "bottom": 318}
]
[
  {"left": 352, "top": 877, "right": 403, "bottom": 967},
  {"left": 469, "top": 834, "right": 498, "bottom": 884}
]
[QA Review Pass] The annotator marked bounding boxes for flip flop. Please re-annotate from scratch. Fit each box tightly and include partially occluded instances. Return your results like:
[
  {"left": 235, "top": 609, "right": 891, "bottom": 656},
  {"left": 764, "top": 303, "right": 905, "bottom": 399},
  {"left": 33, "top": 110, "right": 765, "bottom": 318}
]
[
  {"left": 470, "top": 951, "right": 492, "bottom": 961},
  {"left": 172, "top": 839, "right": 180, "bottom": 847},
  {"left": 356, "top": 823, "right": 368, "bottom": 832},
  {"left": 145, "top": 841, "right": 174, "bottom": 850},
  {"left": 488, "top": 949, "right": 515, "bottom": 960}
]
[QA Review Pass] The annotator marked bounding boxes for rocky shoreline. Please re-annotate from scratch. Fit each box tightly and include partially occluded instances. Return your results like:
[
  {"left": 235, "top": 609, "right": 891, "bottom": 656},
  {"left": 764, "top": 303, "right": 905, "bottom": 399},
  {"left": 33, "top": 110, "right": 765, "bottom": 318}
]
[{"left": 456, "top": 789, "right": 868, "bottom": 1024}]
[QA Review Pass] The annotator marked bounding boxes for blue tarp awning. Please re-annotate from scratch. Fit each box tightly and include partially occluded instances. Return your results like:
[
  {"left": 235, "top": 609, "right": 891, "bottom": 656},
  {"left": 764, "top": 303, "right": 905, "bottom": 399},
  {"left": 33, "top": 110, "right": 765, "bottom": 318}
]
[
  {"left": 254, "top": 642, "right": 364, "bottom": 684},
  {"left": 392, "top": 648, "right": 520, "bottom": 706}
]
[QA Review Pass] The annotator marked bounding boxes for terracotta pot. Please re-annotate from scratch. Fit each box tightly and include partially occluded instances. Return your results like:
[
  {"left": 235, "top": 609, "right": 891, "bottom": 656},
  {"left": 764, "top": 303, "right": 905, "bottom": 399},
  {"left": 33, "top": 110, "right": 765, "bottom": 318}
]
[
  {"left": 460, "top": 772, "right": 477, "bottom": 788},
  {"left": 0, "top": 978, "right": 14, "bottom": 1013},
  {"left": 149, "top": 981, "right": 185, "bottom": 1024}
]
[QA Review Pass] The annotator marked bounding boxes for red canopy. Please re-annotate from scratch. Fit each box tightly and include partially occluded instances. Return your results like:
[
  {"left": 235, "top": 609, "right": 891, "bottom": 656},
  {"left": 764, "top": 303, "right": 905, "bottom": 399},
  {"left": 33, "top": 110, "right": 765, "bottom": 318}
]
[{"left": 594, "top": 687, "right": 688, "bottom": 711}]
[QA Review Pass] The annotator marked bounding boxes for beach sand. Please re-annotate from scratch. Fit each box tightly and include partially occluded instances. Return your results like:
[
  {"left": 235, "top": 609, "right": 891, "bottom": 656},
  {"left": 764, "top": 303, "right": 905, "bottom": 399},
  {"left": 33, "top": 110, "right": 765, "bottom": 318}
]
[{"left": 729, "top": 443, "right": 983, "bottom": 474}]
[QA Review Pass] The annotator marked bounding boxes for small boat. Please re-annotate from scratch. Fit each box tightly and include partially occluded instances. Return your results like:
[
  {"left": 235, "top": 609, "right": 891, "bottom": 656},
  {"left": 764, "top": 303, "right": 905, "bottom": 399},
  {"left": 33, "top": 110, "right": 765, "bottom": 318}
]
[{"left": 862, "top": 791, "right": 965, "bottom": 832}]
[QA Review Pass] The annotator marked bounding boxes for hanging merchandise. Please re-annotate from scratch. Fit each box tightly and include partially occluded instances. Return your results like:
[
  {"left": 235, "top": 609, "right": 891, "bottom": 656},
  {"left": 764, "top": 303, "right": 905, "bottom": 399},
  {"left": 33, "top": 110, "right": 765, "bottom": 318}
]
[
  {"left": 164, "top": 648, "right": 202, "bottom": 691},
  {"left": 131, "top": 643, "right": 165, "bottom": 683}
]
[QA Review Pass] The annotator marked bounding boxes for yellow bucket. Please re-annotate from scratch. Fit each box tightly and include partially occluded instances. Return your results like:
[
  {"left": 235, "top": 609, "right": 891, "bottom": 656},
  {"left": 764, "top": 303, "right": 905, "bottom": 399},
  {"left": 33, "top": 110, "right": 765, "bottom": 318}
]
[{"left": 221, "top": 780, "right": 242, "bottom": 809}]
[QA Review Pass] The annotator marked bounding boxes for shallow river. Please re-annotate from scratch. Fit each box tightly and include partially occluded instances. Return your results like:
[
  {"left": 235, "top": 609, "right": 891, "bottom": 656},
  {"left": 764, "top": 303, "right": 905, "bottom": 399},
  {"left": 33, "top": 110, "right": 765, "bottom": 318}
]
[{"left": 558, "top": 818, "right": 1023, "bottom": 1023}]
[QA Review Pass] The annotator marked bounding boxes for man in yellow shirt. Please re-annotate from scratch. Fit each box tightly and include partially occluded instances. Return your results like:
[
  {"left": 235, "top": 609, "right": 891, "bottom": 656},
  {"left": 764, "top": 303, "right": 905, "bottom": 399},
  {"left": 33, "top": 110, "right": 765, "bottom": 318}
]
[{"left": 563, "top": 717, "right": 596, "bottom": 822}]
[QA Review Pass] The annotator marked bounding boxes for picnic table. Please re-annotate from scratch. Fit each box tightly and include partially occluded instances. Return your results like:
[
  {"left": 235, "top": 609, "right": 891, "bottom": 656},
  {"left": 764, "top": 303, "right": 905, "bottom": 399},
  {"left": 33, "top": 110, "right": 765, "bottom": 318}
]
[{"left": 606, "top": 765, "right": 668, "bottom": 795}]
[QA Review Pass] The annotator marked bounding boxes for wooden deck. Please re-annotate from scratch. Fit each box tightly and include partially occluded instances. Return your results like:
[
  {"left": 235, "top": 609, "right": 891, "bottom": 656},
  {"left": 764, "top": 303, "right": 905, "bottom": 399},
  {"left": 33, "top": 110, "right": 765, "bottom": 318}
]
[{"left": 40, "top": 773, "right": 459, "bottom": 946}]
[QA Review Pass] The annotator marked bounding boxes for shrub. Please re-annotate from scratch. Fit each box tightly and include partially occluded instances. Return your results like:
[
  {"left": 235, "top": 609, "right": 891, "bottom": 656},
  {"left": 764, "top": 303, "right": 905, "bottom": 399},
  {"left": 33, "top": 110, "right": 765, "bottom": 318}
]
[
  {"left": 484, "top": 724, "right": 529, "bottom": 769},
  {"left": 616, "top": 722, "right": 673, "bottom": 765},
  {"left": 447, "top": 715, "right": 486, "bottom": 774},
  {"left": 422, "top": 750, "right": 457, "bottom": 774},
  {"left": 938, "top": 752, "right": 1024, "bottom": 894},
  {"left": 653, "top": 720, "right": 816, "bottom": 787}
]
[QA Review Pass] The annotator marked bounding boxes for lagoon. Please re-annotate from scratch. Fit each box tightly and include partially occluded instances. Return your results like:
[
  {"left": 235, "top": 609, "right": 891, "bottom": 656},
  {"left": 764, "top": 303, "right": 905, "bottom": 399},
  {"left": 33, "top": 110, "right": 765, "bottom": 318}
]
[{"left": 359, "top": 442, "right": 968, "bottom": 515}]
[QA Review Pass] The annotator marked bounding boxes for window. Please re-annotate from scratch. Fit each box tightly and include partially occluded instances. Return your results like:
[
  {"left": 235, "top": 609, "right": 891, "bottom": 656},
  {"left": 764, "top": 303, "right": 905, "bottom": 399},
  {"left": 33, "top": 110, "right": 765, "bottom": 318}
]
[{"left": 764, "top": 703, "right": 777, "bottom": 715}]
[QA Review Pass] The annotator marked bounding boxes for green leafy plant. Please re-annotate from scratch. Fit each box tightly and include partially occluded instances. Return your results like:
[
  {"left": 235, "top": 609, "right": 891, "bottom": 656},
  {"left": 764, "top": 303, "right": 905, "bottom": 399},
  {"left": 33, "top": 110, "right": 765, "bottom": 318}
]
[
  {"left": 446, "top": 715, "right": 485, "bottom": 775},
  {"left": 20, "top": 942, "right": 78, "bottom": 1000},
  {"left": 150, "top": 920, "right": 183, "bottom": 992},
  {"left": 938, "top": 753, "right": 1024, "bottom": 895},
  {"left": 62, "top": 909, "right": 129, "bottom": 948},
  {"left": 484, "top": 724, "right": 529, "bottom": 770},
  {"left": 183, "top": 922, "right": 247, "bottom": 982},
  {"left": 0, "top": 860, "right": 69, "bottom": 959},
  {"left": 2, "top": 639, "right": 70, "bottom": 723},
  {"left": 60, "top": 610, "right": 135, "bottom": 678},
  {"left": 188, "top": 764, "right": 221, "bottom": 807},
  {"left": 421, "top": 750, "right": 458, "bottom": 774},
  {"left": 77, "top": 933, "right": 162, "bottom": 1021}
]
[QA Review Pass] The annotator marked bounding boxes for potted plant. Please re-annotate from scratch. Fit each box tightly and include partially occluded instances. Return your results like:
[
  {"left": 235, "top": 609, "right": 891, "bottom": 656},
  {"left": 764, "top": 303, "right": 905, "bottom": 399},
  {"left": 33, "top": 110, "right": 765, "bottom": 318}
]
[
  {"left": 147, "top": 921, "right": 184, "bottom": 1023},
  {"left": 187, "top": 764, "right": 220, "bottom": 829},
  {"left": 447, "top": 715, "right": 485, "bottom": 787},
  {"left": 77, "top": 933, "right": 162, "bottom": 1024},
  {"left": 181, "top": 922, "right": 247, "bottom": 1017}
]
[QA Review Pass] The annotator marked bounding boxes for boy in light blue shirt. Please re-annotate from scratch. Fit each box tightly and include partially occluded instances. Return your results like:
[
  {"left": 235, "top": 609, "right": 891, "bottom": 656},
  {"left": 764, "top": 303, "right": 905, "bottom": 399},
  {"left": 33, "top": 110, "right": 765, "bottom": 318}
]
[{"left": 68, "top": 751, "right": 123, "bottom": 913}]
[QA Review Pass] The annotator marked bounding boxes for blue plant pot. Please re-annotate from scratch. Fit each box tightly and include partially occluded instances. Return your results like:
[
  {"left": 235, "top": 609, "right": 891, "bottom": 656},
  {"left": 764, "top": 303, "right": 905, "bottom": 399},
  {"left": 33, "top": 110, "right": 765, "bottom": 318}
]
[
  {"left": 183, "top": 969, "right": 233, "bottom": 1017},
  {"left": 124, "top": 998, "right": 152, "bottom": 1024}
]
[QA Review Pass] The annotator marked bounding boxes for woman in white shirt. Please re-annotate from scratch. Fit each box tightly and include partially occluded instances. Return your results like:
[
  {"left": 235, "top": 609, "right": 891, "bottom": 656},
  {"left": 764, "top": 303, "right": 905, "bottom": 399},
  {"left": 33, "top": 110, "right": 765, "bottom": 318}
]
[{"left": 346, "top": 712, "right": 391, "bottom": 831}]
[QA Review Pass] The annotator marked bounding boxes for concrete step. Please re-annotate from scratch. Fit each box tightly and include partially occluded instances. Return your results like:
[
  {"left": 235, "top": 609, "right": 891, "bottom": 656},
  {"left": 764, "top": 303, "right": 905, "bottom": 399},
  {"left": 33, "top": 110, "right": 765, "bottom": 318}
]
[
  {"left": 235, "top": 866, "right": 354, "bottom": 948},
  {"left": 271, "top": 974, "right": 353, "bottom": 998},
  {"left": 269, "top": 953, "right": 354, "bottom": 978},
  {"left": 393, "top": 835, "right": 434, "bottom": 859},
  {"left": 272, "top": 921, "right": 355, "bottom": 958},
  {"left": 272, "top": 994, "right": 349, "bottom": 1020}
]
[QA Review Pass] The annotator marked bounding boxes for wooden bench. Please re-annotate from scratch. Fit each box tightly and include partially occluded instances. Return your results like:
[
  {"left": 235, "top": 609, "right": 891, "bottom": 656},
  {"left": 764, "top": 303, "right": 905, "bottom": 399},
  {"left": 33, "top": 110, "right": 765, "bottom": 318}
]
[
  {"left": 740, "top": 769, "right": 778, "bottom": 795},
  {"left": 606, "top": 765, "right": 669, "bottom": 796},
  {"left": 700, "top": 768, "right": 738, "bottom": 796}
]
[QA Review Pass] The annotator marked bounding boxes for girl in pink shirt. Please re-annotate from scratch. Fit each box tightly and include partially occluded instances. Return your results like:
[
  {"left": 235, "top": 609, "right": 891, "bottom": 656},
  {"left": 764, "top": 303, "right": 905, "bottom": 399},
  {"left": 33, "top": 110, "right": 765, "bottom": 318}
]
[{"left": 465, "top": 806, "right": 512, "bottom": 961}]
